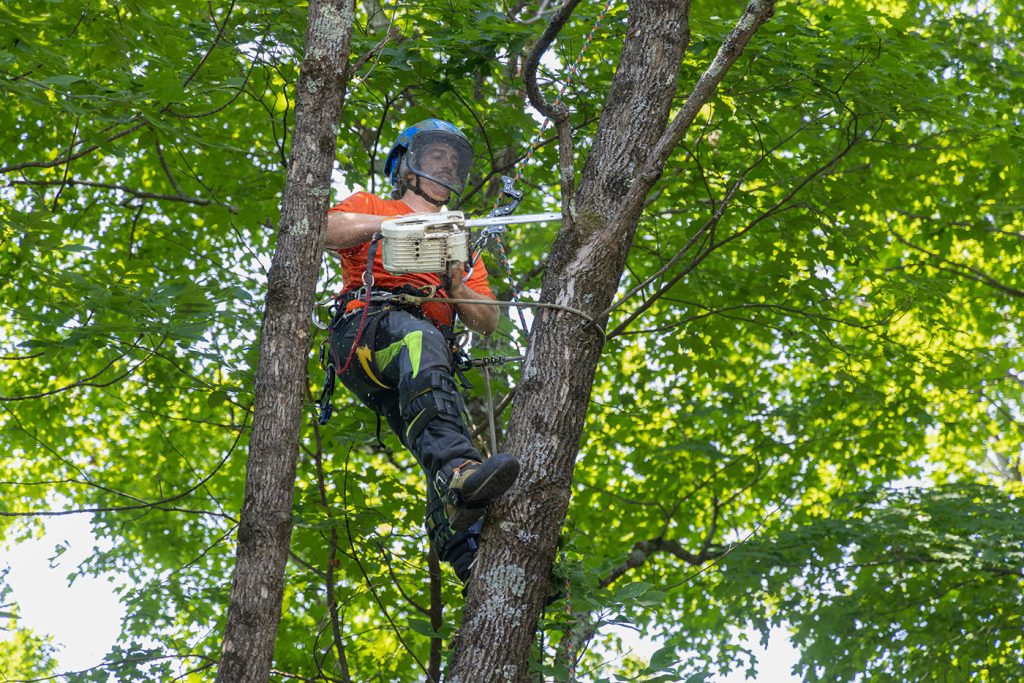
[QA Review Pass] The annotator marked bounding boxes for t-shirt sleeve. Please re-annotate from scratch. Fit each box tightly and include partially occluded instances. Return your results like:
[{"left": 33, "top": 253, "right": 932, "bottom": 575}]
[
  {"left": 328, "top": 191, "right": 382, "bottom": 215},
  {"left": 328, "top": 191, "right": 382, "bottom": 258}
]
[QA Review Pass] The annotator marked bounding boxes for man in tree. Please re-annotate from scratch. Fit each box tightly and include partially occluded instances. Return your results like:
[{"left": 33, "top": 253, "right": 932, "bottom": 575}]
[{"left": 322, "top": 119, "right": 520, "bottom": 589}]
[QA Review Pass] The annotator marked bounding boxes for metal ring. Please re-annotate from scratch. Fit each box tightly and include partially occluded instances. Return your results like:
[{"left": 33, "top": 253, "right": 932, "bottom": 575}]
[{"left": 312, "top": 307, "right": 329, "bottom": 330}]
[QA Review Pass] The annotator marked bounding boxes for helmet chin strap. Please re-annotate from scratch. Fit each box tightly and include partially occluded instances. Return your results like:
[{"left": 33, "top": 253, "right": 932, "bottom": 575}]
[{"left": 411, "top": 176, "right": 450, "bottom": 208}]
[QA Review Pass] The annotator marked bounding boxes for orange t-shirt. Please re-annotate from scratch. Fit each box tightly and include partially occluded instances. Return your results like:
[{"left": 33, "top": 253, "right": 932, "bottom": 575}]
[{"left": 328, "top": 191, "right": 495, "bottom": 328}]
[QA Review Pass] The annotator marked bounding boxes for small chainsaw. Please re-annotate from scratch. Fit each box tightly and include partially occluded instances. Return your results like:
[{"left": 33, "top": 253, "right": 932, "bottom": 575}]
[{"left": 380, "top": 210, "right": 560, "bottom": 274}]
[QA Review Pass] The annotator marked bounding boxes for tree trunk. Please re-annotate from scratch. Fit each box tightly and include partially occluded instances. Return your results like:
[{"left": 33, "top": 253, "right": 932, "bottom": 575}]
[
  {"left": 446, "top": 1, "right": 776, "bottom": 681},
  {"left": 216, "top": 2, "right": 354, "bottom": 681}
]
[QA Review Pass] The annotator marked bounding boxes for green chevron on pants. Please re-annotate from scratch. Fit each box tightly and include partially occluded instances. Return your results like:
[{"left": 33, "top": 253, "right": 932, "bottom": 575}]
[{"left": 375, "top": 330, "right": 423, "bottom": 378}]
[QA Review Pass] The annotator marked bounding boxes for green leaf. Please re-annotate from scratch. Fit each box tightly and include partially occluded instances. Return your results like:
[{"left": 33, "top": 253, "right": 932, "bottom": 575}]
[
  {"left": 407, "top": 618, "right": 441, "bottom": 639},
  {"left": 41, "top": 74, "right": 84, "bottom": 87}
]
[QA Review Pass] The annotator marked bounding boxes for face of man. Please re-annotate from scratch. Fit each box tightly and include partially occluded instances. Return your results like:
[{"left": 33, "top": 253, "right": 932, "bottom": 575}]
[
  {"left": 404, "top": 130, "right": 473, "bottom": 199},
  {"left": 419, "top": 142, "right": 459, "bottom": 187},
  {"left": 405, "top": 142, "right": 459, "bottom": 204}
]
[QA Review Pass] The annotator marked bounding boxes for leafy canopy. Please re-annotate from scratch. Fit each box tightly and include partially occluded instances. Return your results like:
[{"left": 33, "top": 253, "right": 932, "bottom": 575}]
[{"left": 1, "top": 0, "right": 1022, "bottom": 680}]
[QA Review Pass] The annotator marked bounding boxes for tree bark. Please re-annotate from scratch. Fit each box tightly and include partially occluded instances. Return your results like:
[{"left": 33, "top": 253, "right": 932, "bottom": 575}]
[
  {"left": 215, "top": 2, "right": 354, "bottom": 681},
  {"left": 446, "top": 1, "right": 776, "bottom": 681}
]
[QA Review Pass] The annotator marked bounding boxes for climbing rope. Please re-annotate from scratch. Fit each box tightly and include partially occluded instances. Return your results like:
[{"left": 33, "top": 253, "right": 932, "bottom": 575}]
[
  {"left": 389, "top": 293, "right": 600, "bottom": 333},
  {"left": 493, "top": 236, "right": 530, "bottom": 338},
  {"left": 563, "top": 563, "right": 577, "bottom": 680}
]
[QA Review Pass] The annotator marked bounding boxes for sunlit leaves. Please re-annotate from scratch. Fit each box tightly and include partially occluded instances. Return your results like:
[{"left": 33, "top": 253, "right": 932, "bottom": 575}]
[
  {"left": 716, "top": 484, "right": 1024, "bottom": 681},
  {"left": 2, "top": 0, "right": 1023, "bottom": 680}
]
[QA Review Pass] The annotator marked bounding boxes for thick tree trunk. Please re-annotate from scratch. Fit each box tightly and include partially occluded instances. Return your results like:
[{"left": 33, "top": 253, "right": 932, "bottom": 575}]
[
  {"left": 446, "top": 1, "right": 776, "bottom": 681},
  {"left": 216, "top": 2, "right": 354, "bottom": 681}
]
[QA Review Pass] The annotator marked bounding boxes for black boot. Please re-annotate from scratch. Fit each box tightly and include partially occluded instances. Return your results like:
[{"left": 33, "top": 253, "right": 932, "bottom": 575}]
[
  {"left": 433, "top": 453, "right": 520, "bottom": 530},
  {"left": 426, "top": 493, "right": 483, "bottom": 589}
]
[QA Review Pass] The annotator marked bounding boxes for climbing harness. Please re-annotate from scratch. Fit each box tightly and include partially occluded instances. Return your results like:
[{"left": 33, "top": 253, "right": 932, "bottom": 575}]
[
  {"left": 314, "top": 177, "right": 586, "bottom": 438},
  {"left": 315, "top": 281, "right": 445, "bottom": 427}
]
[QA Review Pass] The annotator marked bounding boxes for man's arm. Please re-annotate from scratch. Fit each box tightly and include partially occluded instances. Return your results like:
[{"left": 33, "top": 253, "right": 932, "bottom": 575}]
[
  {"left": 448, "top": 263, "right": 499, "bottom": 336},
  {"left": 324, "top": 211, "right": 386, "bottom": 250}
]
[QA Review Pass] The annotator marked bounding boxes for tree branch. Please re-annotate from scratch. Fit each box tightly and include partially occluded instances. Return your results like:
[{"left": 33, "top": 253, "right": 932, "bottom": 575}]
[
  {"left": 181, "top": 0, "right": 238, "bottom": 90},
  {"left": 607, "top": 123, "right": 861, "bottom": 338},
  {"left": 155, "top": 138, "right": 187, "bottom": 197},
  {"left": 591, "top": 75, "right": 842, "bottom": 333},
  {"left": 340, "top": 448, "right": 428, "bottom": 677},
  {"left": 7, "top": 654, "right": 217, "bottom": 683},
  {"left": 50, "top": 117, "right": 80, "bottom": 212},
  {"left": 312, "top": 435, "right": 354, "bottom": 683},
  {"left": 347, "top": 25, "right": 401, "bottom": 78},
  {"left": 427, "top": 548, "right": 444, "bottom": 683},
  {"left": 0, "top": 335, "right": 150, "bottom": 402},
  {"left": 8, "top": 178, "right": 238, "bottom": 211},
  {"left": 523, "top": 0, "right": 584, "bottom": 120},
  {"left": 169, "top": 29, "right": 267, "bottom": 120},
  {"left": 0, "top": 402, "right": 249, "bottom": 521},
  {"left": 0, "top": 121, "right": 147, "bottom": 174},
  {"left": 889, "top": 228, "right": 1024, "bottom": 299},
  {"left": 612, "top": 0, "right": 776, "bottom": 228}
]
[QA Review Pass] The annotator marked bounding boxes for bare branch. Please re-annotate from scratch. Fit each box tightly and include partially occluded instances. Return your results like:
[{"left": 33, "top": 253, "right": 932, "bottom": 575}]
[
  {"left": 523, "top": 0, "right": 584, "bottom": 120},
  {"left": 181, "top": 0, "right": 238, "bottom": 90},
  {"left": 8, "top": 178, "right": 237, "bottom": 211}
]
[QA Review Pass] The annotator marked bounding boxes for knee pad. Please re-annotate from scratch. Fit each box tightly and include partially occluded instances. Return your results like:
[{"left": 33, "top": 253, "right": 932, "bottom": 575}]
[{"left": 400, "top": 369, "right": 466, "bottom": 447}]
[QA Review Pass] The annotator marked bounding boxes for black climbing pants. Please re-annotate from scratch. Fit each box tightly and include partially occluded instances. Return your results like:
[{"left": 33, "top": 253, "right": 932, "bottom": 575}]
[{"left": 329, "top": 306, "right": 482, "bottom": 583}]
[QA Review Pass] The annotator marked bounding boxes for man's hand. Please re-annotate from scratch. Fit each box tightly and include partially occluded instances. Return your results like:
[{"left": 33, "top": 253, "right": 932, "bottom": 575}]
[
  {"left": 446, "top": 260, "right": 498, "bottom": 335},
  {"left": 447, "top": 261, "right": 471, "bottom": 297}
]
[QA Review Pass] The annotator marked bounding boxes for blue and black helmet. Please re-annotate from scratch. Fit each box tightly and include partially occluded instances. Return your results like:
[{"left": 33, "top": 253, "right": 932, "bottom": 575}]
[{"left": 383, "top": 119, "right": 474, "bottom": 196}]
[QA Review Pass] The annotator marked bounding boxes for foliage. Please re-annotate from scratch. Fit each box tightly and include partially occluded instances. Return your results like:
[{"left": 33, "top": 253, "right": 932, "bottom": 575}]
[
  {"left": 1, "top": 0, "right": 1022, "bottom": 681},
  {"left": 716, "top": 483, "right": 1024, "bottom": 682}
]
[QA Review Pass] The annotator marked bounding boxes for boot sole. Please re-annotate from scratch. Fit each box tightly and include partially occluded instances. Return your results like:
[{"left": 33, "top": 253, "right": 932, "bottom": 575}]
[
  {"left": 448, "top": 455, "right": 520, "bottom": 530},
  {"left": 448, "top": 506, "right": 486, "bottom": 531}
]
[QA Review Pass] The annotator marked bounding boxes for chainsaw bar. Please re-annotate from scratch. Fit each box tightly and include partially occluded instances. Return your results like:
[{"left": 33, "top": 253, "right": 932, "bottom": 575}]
[{"left": 464, "top": 212, "right": 561, "bottom": 228}]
